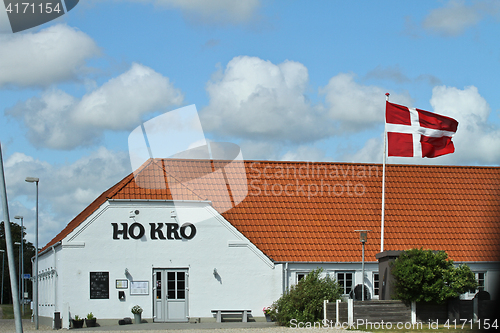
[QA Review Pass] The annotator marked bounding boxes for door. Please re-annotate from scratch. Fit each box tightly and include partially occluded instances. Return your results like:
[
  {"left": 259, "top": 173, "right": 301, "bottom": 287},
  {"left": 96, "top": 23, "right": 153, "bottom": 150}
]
[{"left": 153, "top": 269, "right": 188, "bottom": 322}]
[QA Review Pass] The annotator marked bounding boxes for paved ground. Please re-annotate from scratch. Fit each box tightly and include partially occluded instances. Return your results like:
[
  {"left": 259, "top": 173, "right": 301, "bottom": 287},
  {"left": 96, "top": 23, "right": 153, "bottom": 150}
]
[{"left": 0, "top": 319, "right": 361, "bottom": 332}]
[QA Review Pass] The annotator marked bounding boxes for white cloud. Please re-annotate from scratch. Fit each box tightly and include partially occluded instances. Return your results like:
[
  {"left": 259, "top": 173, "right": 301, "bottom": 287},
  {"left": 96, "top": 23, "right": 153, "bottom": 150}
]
[
  {"left": 321, "top": 73, "right": 413, "bottom": 130},
  {"left": 3, "top": 147, "right": 132, "bottom": 246},
  {"left": 0, "top": 24, "right": 100, "bottom": 87},
  {"left": 340, "top": 137, "right": 384, "bottom": 164},
  {"left": 122, "top": 0, "right": 260, "bottom": 24},
  {"left": 237, "top": 140, "right": 282, "bottom": 161},
  {"left": 201, "top": 56, "right": 418, "bottom": 160},
  {"left": 6, "top": 63, "right": 183, "bottom": 149},
  {"left": 422, "top": 0, "right": 500, "bottom": 36},
  {"left": 344, "top": 85, "right": 500, "bottom": 166},
  {"left": 73, "top": 63, "right": 183, "bottom": 129},
  {"left": 280, "top": 145, "right": 329, "bottom": 162},
  {"left": 430, "top": 85, "right": 500, "bottom": 164},
  {"left": 201, "top": 56, "right": 330, "bottom": 143}
]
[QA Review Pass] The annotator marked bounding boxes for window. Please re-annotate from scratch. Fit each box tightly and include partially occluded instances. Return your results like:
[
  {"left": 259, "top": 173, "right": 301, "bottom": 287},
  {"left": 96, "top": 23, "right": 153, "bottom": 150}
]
[
  {"left": 469, "top": 272, "right": 485, "bottom": 294},
  {"left": 337, "top": 272, "right": 353, "bottom": 295},
  {"left": 296, "top": 272, "right": 308, "bottom": 283},
  {"left": 477, "top": 272, "right": 485, "bottom": 291},
  {"left": 373, "top": 273, "right": 379, "bottom": 296}
]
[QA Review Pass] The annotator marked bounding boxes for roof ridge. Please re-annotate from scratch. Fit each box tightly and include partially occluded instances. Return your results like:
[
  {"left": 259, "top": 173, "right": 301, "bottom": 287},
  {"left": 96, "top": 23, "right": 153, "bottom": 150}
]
[{"left": 244, "top": 159, "right": 500, "bottom": 169}]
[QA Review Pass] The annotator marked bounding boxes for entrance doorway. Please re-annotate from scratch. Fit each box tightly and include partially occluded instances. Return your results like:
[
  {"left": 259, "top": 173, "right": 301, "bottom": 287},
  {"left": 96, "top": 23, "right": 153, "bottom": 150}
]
[{"left": 153, "top": 269, "right": 188, "bottom": 322}]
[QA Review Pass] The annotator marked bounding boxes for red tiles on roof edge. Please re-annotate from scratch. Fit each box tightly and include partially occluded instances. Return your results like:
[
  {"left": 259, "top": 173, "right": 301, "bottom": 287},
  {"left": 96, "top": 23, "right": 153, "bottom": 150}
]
[{"left": 40, "top": 159, "right": 500, "bottom": 263}]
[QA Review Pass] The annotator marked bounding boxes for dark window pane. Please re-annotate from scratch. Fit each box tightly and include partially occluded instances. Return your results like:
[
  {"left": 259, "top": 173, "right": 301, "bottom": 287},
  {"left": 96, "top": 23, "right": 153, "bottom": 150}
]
[
  {"left": 168, "top": 281, "right": 175, "bottom": 290},
  {"left": 168, "top": 290, "right": 175, "bottom": 299},
  {"left": 178, "top": 281, "right": 185, "bottom": 290},
  {"left": 177, "top": 290, "right": 185, "bottom": 299}
]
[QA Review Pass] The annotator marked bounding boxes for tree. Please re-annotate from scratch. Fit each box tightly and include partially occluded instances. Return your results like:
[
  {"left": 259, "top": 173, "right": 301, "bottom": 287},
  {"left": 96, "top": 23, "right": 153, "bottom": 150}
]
[
  {"left": 391, "top": 248, "right": 477, "bottom": 304},
  {"left": 0, "top": 221, "right": 36, "bottom": 304},
  {"left": 269, "top": 268, "right": 342, "bottom": 326}
]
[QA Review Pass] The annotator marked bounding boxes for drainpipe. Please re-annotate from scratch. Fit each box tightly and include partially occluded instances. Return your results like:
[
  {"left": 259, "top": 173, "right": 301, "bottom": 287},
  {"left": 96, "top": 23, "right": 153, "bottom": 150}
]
[
  {"left": 285, "top": 263, "right": 289, "bottom": 292},
  {"left": 52, "top": 246, "right": 57, "bottom": 312}
]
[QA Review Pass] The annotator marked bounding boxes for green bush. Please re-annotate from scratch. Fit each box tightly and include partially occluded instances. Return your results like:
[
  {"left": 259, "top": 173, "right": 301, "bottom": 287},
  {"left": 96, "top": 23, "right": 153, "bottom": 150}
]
[
  {"left": 391, "top": 248, "right": 477, "bottom": 304},
  {"left": 269, "top": 268, "right": 342, "bottom": 326}
]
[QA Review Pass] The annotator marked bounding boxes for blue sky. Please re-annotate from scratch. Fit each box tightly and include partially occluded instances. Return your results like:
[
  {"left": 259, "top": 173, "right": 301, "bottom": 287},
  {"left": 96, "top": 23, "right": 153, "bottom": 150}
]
[{"left": 0, "top": 0, "right": 499, "bottom": 247}]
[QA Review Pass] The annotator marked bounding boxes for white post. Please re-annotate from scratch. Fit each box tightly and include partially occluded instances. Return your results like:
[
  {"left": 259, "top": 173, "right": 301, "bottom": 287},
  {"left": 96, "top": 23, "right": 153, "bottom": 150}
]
[
  {"left": 473, "top": 297, "right": 478, "bottom": 323},
  {"left": 336, "top": 299, "right": 340, "bottom": 324},
  {"left": 411, "top": 301, "right": 416, "bottom": 324},
  {"left": 381, "top": 93, "right": 389, "bottom": 252},
  {"left": 323, "top": 299, "right": 329, "bottom": 322},
  {"left": 348, "top": 298, "right": 353, "bottom": 327}
]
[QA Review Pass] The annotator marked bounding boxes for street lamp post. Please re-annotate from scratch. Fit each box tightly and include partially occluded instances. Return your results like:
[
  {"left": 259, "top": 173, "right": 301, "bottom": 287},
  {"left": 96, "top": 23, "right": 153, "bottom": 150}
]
[
  {"left": 0, "top": 249, "right": 4, "bottom": 304},
  {"left": 355, "top": 230, "right": 371, "bottom": 301},
  {"left": 14, "top": 216, "right": 24, "bottom": 315},
  {"left": 14, "top": 242, "right": 21, "bottom": 304},
  {"left": 26, "top": 177, "right": 39, "bottom": 330}
]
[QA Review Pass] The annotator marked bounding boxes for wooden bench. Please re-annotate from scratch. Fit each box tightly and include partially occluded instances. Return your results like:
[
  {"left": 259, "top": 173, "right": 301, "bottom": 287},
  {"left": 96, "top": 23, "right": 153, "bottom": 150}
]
[{"left": 211, "top": 310, "right": 252, "bottom": 322}]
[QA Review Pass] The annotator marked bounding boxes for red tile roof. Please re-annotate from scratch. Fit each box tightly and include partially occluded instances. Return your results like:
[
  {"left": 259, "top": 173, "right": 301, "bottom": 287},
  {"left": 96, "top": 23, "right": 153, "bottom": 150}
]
[{"left": 41, "top": 159, "right": 500, "bottom": 263}]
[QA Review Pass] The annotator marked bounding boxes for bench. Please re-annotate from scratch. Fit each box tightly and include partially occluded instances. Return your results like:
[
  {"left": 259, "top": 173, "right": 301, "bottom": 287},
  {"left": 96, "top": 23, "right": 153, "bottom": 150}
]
[{"left": 211, "top": 310, "right": 252, "bottom": 322}]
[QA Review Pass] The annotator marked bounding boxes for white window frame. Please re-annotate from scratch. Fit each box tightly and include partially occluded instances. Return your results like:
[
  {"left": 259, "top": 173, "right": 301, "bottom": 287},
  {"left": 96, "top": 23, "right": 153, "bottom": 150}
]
[
  {"left": 295, "top": 272, "right": 308, "bottom": 284},
  {"left": 373, "top": 272, "right": 380, "bottom": 298},
  {"left": 336, "top": 271, "right": 354, "bottom": 295},
  {"left": 465, "top": 272, "right": 486, "bottom": 298}
]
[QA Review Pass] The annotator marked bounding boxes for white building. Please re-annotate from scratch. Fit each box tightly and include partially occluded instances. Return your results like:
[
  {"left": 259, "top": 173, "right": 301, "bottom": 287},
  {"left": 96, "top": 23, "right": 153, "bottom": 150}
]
[{"left": 35, "top": 159, "right": 500, "bottom": 326}]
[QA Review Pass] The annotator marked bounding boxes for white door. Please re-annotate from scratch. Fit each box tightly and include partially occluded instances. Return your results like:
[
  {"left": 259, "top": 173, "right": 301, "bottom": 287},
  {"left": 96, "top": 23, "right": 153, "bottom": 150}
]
[{"left": 153, "top": 269, "right": 188, "bottom": 322}]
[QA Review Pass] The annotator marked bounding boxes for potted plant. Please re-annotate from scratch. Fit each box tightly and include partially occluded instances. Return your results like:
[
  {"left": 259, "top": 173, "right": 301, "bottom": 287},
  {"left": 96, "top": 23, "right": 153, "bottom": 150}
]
[
  {"left": 72, "top": 315, "right": 84, "bottom": 328},
  {"left": 263, "top": 307, "right": 272, "bottom": 322},
  {"left": 85, "top": 312, "right": 97, "bottom": 327},
  {"left": 131, "top": 305, "right": 143, "bottom": 324}
]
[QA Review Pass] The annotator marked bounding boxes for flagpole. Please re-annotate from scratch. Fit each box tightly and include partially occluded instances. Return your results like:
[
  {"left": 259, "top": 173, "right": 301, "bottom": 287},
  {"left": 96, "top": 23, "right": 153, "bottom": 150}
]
[{"left": 381, "top": 93, "right": 389, "bottom": 253}]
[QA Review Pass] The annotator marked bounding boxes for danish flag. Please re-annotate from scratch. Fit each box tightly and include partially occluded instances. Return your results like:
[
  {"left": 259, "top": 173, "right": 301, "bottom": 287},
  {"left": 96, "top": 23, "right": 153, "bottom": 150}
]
[{"left": 385, "top": 101, "right": 458, "bottom": 158}]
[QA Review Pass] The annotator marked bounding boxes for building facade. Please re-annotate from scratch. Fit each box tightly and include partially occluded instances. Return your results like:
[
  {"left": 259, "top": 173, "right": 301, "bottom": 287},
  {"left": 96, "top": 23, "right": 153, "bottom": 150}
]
[{"left": 34, "top": 159, "right": 500, "bottom": 327}]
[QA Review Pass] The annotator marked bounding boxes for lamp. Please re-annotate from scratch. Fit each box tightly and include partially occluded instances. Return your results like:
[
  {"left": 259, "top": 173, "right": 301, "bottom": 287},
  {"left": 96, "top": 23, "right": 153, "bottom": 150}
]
[
  {"left": 14, "top": 242, "right": 21, "bottom": 307},
  {"left": 354, "top": 230, "right": 371, "bottom": 301},
  {"left": 25, "top": 177, "right": 39, "bottom": 329}
]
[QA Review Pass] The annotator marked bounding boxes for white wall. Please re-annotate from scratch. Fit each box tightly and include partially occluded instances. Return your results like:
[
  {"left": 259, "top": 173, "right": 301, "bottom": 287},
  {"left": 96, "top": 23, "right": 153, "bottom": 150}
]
[
  {"left": 286, "top": 262, "right": 380, "bottom": 299},
  {"left": 36, "top": 245, "right": 62, "bottom": 319},
  {"left": 459, "top": 262, "right": 500, "bottom": 300},
  {"left": 38, "top": 200, "right": 283, "bottom": 321}
]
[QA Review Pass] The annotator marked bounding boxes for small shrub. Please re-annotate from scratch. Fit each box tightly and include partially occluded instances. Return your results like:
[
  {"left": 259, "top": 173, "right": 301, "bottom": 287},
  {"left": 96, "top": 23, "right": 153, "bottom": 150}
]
[
  {"left": 391, "top": 248, "right": 477, "bottom": 303},
  {"left": 269, "top": 268, "right": 342, "bottom": 326},
  {"left": 131, "top": 305, "right": 143, "bottom": 315}
]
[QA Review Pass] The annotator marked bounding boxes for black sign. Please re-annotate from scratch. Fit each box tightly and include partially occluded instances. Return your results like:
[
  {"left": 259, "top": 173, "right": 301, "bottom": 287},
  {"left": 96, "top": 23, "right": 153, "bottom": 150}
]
[
  {"left": 90, "top": 272, "right": 109, "bottom": 299},
  {"left": 112, "top": 222, "right": 197, "bottom": 240}
]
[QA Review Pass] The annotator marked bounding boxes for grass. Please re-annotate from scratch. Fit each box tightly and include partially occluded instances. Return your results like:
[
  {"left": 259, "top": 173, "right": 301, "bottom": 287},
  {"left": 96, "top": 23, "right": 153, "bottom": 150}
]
[{"left": 0, "top": 304, "right": 33, "bottom": 319}]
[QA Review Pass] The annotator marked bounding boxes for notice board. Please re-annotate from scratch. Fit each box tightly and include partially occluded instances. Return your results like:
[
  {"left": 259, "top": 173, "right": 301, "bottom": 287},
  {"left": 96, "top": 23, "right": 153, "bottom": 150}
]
[{"left": 90, "top": 272, "right": 109, "bottom": 299}]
